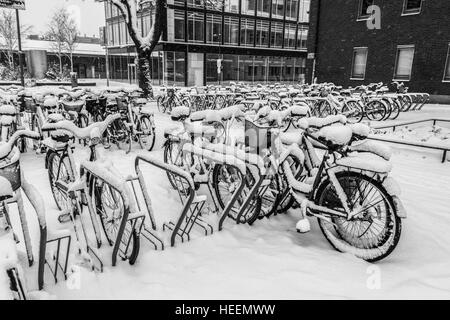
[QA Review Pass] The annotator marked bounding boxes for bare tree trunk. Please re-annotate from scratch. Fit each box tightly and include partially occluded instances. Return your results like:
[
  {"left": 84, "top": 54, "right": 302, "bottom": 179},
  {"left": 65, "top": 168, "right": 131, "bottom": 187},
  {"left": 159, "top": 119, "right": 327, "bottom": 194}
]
[
  {"left": 70, "top": 52, "right": 74, "bottom": 72},
  {"left": 136, "top": 50, "right": 153, "bottom": 98},
  {"left": 58, "top": 52, "right": 63, "bottom": 77}
]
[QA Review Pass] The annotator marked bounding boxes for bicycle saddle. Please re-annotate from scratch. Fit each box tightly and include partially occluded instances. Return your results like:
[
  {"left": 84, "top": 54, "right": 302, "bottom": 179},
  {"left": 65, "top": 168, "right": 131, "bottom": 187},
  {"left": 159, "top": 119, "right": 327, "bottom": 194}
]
[
  {"left": 62, "top": 100, "right": 84, "bottom": 113},
  {"left": 0, "top": 105, "right": 17, "bottom": 116},
  {"left": 170, "top": 106, "right": 190, "bottom": 122}
]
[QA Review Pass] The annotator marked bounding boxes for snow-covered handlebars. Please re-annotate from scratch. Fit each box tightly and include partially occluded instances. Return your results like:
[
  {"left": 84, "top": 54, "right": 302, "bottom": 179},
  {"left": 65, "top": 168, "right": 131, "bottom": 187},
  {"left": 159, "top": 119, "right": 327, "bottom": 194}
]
[{"left": 41, "top": 113, "right": 121, "bottom": 140}]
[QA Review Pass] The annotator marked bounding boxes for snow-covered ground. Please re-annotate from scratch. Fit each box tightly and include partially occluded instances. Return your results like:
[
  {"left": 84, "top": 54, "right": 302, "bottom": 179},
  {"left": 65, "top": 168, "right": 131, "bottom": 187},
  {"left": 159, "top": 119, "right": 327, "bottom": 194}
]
[{"left": 3, "top": 104, "right": 450, "bottom": 299}]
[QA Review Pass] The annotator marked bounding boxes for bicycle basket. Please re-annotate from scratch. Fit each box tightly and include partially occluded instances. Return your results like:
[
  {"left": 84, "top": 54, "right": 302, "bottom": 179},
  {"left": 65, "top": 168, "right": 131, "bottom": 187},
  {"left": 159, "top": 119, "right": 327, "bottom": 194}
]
[
  {"left": 20, "top": 98, "right": 37, "bottom": 113},
  {"left": 0, "top": 152, "right": 21, "bottom": 191},
  {"left": 244, "top": 119, "right": 272, "bottom": 156},
  {"left": 115, "top": 97, "right": 128, "bottom": 111},
  {"left": 62, "top": 101, "right": 84, "bottom": 113}
]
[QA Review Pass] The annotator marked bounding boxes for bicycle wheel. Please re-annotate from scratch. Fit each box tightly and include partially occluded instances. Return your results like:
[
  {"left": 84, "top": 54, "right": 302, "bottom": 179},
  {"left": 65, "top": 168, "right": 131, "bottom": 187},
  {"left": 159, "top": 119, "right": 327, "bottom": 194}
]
[
  {"left": 389, "top": 99, "right": 401, "bottom": 120},
  {"left": 94, "top": 180, "right": 140, "bottom": 265},
  {"left": 365, "top": 100, "right": 386, "bottom": 121},
  {"left": 47, "top": 152, "right": 74, "bottom": 211},
  {"left": 156, "top": 96, "right": 164, "bottom": 113},
  {"left": 215, "top": 95, "right": 226, "bottom": 109},
  {"left": 381, "top": 98, "right": 392, "bottom": 120},
  {"left": 317, "top": 100, "right": 335, "bottom": 117},
  {"left": 277, "top": 156, "right": 303, "bottom": 214},
  {"left": 212, "top": 163, "right": 261, "bottom": 224},
  {"left": 163, "top": 139, "right": 191, "bottom": 194},
  {"left": 342, "top": 101, "right": 363, "bottom": 124},
  {"left": 315, "top": 171, "right": 401, "bottom": 262},
  {"left": 137, "top": 115, "right": 156, "bottom": 151}
]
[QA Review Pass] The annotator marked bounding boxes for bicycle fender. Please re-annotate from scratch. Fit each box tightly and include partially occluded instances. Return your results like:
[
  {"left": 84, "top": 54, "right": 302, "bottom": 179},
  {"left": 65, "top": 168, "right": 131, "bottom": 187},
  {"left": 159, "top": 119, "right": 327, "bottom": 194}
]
[{"left": 382, "top": 177, "right": 407, "bottom": 218}]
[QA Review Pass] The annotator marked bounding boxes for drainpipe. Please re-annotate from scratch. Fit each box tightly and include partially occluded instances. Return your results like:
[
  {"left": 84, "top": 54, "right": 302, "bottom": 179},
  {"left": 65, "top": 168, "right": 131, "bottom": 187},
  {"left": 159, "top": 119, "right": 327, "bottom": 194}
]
[{"left": 311, "top": 0, "right": 321, "bottom": 84}]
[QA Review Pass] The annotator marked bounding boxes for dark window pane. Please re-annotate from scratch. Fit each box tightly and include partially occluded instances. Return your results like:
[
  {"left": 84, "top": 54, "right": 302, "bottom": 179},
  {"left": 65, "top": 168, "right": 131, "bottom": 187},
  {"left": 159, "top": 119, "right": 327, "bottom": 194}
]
[
  {"left": 404, "top": 0, "right": 422, "bottom": 13},
  {"left": 359, "top": 0, "right": 375, "bottom": 18}
]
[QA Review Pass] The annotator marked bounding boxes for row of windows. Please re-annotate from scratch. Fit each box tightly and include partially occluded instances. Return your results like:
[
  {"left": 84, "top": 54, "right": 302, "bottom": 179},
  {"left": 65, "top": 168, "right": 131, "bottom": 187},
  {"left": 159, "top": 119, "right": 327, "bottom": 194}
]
[
  {"left": 351, "top": 43, "right": 450, "bottom": 82},
  {"left": 173, "top": 10, "right": 308, "bottom": 48},
  {"left": 105, "top": 0, "right": 310, "bottom": 23},
  {"left": 358, "top": 0, "right": 423, "bottom": 19}
]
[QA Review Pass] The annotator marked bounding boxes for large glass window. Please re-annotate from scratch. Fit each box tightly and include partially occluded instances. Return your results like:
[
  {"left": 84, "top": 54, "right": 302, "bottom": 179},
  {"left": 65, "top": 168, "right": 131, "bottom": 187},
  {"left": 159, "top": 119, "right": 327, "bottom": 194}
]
[
  {"left": 299, "top": 0, "right": 310, "bottom": 22},
  {"left": 224, "top": 0, "right": 239, "bottom": 13},
  {"left": 242, "top": 0, "right": 256, "bottom": 15},
  {"left": 351, "top": 47, "right": 368, "bottom": 79},
  {"left": 257, "top": 0, "right": 270, "bottom": 17},
  {"left": 270, "top": 22, "right": 283, "bottom": 48},
  {"left": 206, "top": 14, "right": 222, "bottom": 44},
  {"left": 240, "top": 18, "right": 255, "bottom": 47},
  {"left": 188, "top": 12, "right": 204, "bottom": 43},
  {"left": 286, "top": 0, "right": 299, "bottom": 21},
  {"left": 255, "top": 20, "right": 269, "bottom": 47},
  {"left": 403, "top": 0, "right": 422, "bottom": 14},
  {"left": 174, "top": 10, "right": 185, "bottom": 41},
  {"left": 165, "top": 51, "right": 185, "bottom": 86},
  {"left": 272, "top": 0, "right": 285, "bottom": 19},
  {"left": 285, "top": 24, "right": 296, "bottom": 49},
  {"left": 444, "top": 44, "right": 450, "bottom": 81},
  {"left": 187, "top": 0, "right": 204, "bottom": 8},
  {"left": 296, "top": 26, "right": 308, "bottom": 49},
  {"left": 358, "top": 0, "right": 375, "bottom": 19},
  {"left": 174, "top": 0, "right": 185, "bottom": 5},
  {"left": 224, "top": 16, "right": 239, "bottom": 45},
  {"left": 222, "top": 54, "right": 239, "bottom": 83},
  {"left": 394, "top": 45, "right": 415, "bottom": 80}
]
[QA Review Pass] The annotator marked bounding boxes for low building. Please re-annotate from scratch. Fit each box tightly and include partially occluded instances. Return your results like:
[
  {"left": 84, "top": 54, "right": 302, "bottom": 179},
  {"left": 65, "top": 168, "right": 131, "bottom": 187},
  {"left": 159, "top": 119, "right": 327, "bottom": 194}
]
[
  {"left": 1, "top": 35, "right": 106, "bottom": 80},
  {"left": 306, "top": 0, "right": 450, "bottom": 95}
]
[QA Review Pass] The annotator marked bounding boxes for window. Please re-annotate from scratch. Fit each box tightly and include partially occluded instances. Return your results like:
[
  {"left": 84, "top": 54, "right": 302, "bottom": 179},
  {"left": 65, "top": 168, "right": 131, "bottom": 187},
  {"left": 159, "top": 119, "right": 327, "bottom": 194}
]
[
  {"left": 351, "top": 47, "right": 368, "bottom": 79},
  {"left": 257, "top": 0, "right": 270, "bottom": 17},
  {"left": 403, "top": 0, "right": 422, "bottom": 15},
  {"left": 187, "top": 0, "right": 204, "bottom": 8},
  {"left": 285, "top": 24, "right": 296, "bottom": 49},
  {"left": 358, "top": 0, "right": 375, "bottom": 19},
  {"left": 224, "top": 0, "right": 239, "bottom": 13},
  {"left": 242, "top": 0, "right": 256, "bottom": 15},
  {"left": 224, "top": 16, "right": 239, "bottom": 45},
  {"left": 272, "top": 0, "right": 284, "bottom": 19},
  {"left": 296, "top": 26, "right": 308, "bottom": 49},
  {"left": 174, "top": 10, "right": 185, "bottom": 41},
  {"left": 394, "top": 45, "right": 415, "bottom": 80},
  {"left": 240, "top": 18, "right": 255, "bottom": 46},
  {"left": 270, "top": 22, "right": 283, "bottom": 48},
  {"left": 299, "top": 0, "right": 310, "bottom": 22},
  {"left": 286, "top": 0, "right": 299, "bottom": 21},
  {"left": 207, "top": 14, "right": 222, "bottom": 44},
  {"left": 255, "top": 20, "right": 269, "bottom": 47},
  {"left": 188, "top": 12, "right": 204, "bottom": 43},
  {"left": 443, "top": 44, "right": 450, "bottom": 81}
]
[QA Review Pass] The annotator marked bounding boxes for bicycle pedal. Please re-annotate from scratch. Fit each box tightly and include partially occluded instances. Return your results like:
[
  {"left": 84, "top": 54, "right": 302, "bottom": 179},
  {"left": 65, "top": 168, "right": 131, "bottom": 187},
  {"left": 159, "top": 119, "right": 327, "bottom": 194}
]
[{"left": 296, "top": 218, "right": 311, "bottom": 233}]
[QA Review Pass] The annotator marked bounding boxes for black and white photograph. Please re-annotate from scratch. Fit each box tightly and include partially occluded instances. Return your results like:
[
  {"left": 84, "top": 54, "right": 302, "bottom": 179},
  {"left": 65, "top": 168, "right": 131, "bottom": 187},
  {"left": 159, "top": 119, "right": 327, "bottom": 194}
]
[{"left": 0, "top": 0, "right": 449, "bottom": 306}]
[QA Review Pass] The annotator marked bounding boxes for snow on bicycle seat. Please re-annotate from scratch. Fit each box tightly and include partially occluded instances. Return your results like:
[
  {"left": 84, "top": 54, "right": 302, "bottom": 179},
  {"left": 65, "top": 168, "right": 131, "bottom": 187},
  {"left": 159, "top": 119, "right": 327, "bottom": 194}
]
[
  {"left": 279, "top": 131, "right": 303, "bottom": 145},
  {"left": 47, "top": 113, "right": 65, "bottom": 123},
  {"left": 305, "top": 115, "right": 347, "bottom": 129},
  {"left": 43, "top": 97, "right": 58, "bottom": 108},
  {"left": 289, "top": 105, "right": 310, "bottom": 117},
  {"left": 314, "top": 124, "right": 353, "bottom": 147},
  {"left": 0, "top": 105, "right": 17, "bottom": 116},
  {"left": 170, "top": 106, "right": 190, "bottom": 121},
  {"left": 190, "top": 110, "right": 221, "bottom": 123},
  {"left": 134, "top": 98, "right": 148, "bottom": 105}
]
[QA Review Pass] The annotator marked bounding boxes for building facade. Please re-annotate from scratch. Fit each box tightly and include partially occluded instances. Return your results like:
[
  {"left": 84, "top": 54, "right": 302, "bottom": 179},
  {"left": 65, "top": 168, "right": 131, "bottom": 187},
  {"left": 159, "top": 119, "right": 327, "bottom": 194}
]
[
  {"left": 306, "top": 0, "right": 450, "bottom": 95},
  {"left": 104, "top": 0, "right": 310, "bottom": 86}
]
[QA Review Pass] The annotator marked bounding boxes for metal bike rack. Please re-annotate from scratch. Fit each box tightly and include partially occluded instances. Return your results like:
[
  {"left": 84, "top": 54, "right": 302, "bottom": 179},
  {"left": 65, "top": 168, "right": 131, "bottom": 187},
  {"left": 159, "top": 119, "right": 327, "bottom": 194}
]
[
  {"left": 79, "top": 164, "right": 145, "bottom": 268},
  {"left": 134, "top": 153, "right": 245, "bottom": 249}
]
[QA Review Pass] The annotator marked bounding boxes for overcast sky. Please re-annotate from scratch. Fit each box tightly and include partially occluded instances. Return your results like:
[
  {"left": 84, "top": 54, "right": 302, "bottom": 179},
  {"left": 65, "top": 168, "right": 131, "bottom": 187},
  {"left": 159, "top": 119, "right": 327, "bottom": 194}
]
[{"left": 19, "top": 0, "right": 105, "bottom": 37}]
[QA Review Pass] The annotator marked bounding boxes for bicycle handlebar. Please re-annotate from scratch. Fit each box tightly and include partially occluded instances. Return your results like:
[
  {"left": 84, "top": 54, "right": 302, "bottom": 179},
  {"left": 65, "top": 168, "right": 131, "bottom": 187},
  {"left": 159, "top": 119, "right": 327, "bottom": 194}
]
[
  {"left": 41, "top": 113, "right": 120, "bottom": 139},
  {"left": 0, "top": 130, "right": 40, "bottom": 159}
]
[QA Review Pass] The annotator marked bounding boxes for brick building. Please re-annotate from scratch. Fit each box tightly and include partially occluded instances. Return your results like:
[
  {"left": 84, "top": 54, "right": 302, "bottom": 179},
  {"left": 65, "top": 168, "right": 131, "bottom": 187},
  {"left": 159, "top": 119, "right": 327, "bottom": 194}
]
[{"left": 306, "top": 0, "right": 450, "bottom": 96}]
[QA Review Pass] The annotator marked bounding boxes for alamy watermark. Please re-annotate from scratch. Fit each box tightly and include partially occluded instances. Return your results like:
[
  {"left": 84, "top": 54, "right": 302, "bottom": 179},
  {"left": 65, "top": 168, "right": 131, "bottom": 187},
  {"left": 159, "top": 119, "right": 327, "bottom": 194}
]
[{"left": 367, "top": 5, "right": 381, "bottom": 30}]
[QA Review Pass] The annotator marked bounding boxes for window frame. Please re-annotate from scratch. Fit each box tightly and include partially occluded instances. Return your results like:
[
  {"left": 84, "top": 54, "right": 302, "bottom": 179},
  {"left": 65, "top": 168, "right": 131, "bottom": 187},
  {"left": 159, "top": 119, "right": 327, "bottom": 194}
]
[
  {"left": 393, "top": 45, "right": 415, "bottom": 82},
  {"left": 357, "top": 0, "right": 375, "bottom": 21},
  {"left": 443, "top": 43, "right": 450, "bottom": 82},
  {"left": 402, "top": 0, "right": 423, "bottom": 16},
  {"left": 350, "top": 47, "right": 369, "bottom": 80}
]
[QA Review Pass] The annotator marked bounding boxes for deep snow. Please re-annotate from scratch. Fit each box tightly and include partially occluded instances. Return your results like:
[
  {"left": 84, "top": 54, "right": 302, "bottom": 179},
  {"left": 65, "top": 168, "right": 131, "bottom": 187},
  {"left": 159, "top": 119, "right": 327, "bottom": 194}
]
[{"left": 2, "top": 103, "right": 450, "bottom": 299}]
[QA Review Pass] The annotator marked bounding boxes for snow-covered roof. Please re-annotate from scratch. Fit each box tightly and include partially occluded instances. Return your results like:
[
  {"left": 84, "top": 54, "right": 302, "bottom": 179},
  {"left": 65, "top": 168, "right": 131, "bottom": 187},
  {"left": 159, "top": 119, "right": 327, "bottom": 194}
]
[{"left": 0, "top": 38, "right": 105, "bottom": 56}]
